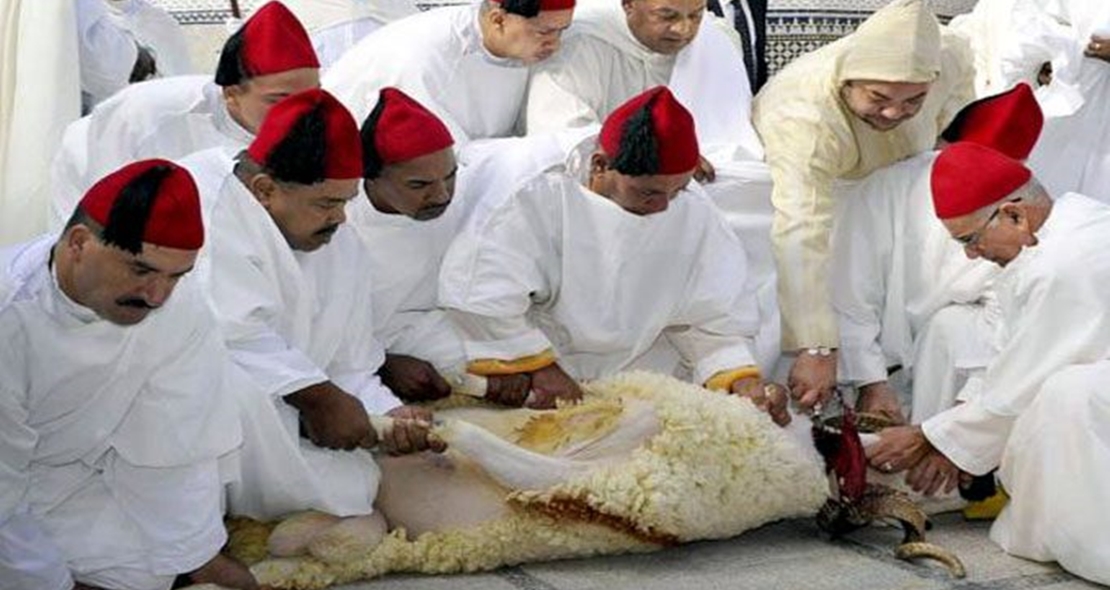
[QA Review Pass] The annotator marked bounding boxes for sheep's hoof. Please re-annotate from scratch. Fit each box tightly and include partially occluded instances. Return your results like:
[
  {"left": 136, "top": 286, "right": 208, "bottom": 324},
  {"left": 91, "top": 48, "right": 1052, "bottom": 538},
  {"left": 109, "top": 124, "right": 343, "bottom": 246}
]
[{"left": 268, "top": 511, "right": 341, "bottom": 557}]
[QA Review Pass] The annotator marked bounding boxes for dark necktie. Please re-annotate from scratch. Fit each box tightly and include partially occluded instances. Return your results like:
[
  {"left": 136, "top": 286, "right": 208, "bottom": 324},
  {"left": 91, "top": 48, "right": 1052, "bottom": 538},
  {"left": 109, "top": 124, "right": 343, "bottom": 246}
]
[{"left": 729, "top": 0, "right": 759, "bottom": 92}]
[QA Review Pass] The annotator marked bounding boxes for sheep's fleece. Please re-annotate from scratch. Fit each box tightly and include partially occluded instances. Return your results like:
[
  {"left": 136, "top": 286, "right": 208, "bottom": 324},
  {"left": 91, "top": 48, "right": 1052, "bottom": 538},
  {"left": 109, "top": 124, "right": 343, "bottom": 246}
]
[{"left": 223, "top": 371, "right": 828, "bottom": 589}]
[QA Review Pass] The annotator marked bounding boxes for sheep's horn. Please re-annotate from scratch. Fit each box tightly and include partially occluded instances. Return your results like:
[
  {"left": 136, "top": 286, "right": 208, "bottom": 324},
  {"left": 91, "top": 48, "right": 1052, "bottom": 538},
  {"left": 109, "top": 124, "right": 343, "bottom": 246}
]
[{"left": 895, "top": 541, "right": 967, "bottom": 578}]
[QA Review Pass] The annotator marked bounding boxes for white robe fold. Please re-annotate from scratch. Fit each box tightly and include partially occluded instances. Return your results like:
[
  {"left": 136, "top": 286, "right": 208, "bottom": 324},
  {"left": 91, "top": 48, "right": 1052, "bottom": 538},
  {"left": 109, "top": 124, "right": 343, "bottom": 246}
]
[
  {"left": 991, "top": 360, "right": 1110, "bottom": 586},
  {"left": 0, "top": 0, "right": 80, "bottom": 246},
  {"left": 439, "top": 142, "right": 762, "bottom": 383},
  {"left": 830, "top": 153, "right": 1000, "bottom": 421},
  {"left": 49, "top": 75, "right": 254, "bottom": 230},
  {"left": 281, "top": 0, "right": 417, "bottom": 70},
  {"left": 324, "top": 4, "right": 529, "bottom": 143},
  {"left": 195, "top": 155, "right": 396, "bottom": 519},
  {"left": 1015, "top": 0, "right": 1110, "bottom": 204},
  {"left": 0, "top": 235, "right": 241, "bottom": 589},
  {"left": 348, "top": 191, "right": 472, "bottom": 372},
  {"left": 922, "top": 194, "right": 1110, "bottom": 476}
]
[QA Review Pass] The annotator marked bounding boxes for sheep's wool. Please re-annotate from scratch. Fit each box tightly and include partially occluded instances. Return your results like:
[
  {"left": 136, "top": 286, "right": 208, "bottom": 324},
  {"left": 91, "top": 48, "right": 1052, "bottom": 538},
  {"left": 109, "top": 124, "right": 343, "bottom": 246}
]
[{"left": 237, "top": 371, "right": 828, "bottom": 589}]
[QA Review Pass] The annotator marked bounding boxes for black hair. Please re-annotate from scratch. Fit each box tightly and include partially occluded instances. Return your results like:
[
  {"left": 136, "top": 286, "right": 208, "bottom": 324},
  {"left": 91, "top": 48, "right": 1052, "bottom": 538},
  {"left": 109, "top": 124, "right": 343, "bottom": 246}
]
[
  {"left": 100, "top": 165, "right": 173, "bottom": 254},
  {"left": 359, "top": 94, "right": 389, "bottom": 180},
  {"left": 264, "top": 104, "right": 329, "bottom": 184},
  {"left": 214, "top": 27, "right": 249, "bottom": 87},
  {"left": 494, "top": 0, "right": 543, "bottom": 18},
  {"left": 611, "top": 95, "right": 661, "bottom": 176}
]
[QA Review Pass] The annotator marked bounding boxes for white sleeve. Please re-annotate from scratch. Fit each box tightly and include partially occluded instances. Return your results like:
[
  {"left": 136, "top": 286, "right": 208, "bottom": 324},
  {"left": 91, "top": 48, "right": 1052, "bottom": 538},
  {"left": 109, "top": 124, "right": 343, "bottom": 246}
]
[
  {"left": 666, "top": 213, "right": 760, "bottom": 384},
  {"left": 0, "top": 514, "right": 73, "bottom": 590},
  {"left": 76, "top": 0, "right": 139, "bottom": 102},
  {"left": 0, "top": 383, "right": 72, "bottom": 590},
  {"left": 438, "top": 187, "right": 559, "bottom": 364},
  {"left": 921, "top": 398, "right": 1014, "bottom": 476},
  {"left": 831, "top": 182, "right": 896, "bottom": 386},
  {"left": 524, "top": 37, "right": 608, "bottom": 135}
]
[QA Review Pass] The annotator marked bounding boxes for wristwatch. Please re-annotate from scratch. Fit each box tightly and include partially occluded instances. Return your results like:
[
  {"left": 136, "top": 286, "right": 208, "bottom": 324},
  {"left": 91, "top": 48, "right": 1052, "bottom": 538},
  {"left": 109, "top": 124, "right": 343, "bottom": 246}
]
[{"left": 804, "top": 346, "right": 834, "bottom": 357}]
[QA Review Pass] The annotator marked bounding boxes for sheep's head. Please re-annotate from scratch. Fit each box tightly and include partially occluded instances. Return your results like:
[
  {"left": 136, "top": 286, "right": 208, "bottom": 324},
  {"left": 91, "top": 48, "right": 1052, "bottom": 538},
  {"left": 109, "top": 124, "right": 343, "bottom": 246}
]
[{"left": 812, "top": 407, "right": 868, "bottom": 503}]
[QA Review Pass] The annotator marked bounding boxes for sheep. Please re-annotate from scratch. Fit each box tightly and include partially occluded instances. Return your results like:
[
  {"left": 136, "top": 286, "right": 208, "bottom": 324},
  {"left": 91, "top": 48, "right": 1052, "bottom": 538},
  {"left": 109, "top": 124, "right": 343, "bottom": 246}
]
[{"left": 219, "top": 371, "right": 829, "bottom": 590}]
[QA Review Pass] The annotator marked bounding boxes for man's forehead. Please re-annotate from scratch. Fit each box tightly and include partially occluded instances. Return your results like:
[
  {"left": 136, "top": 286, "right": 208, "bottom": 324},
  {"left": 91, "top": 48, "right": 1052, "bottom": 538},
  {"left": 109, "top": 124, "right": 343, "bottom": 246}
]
[{"left": 637, "top": 0, "right": 707, "bottom": 11}]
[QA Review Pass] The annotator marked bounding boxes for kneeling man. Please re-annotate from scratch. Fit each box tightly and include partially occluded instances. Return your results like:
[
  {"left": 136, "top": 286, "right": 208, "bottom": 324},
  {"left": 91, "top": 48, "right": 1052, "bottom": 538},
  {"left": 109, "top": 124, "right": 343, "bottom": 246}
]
[
  {"left": 869, "top": 143, "right": 1110, "bottom": 586},
  {"left": 440, "top": 87, "right": 787, "bottom": 424},
  {"left": 196, "top": 88, "right": 442, "bottom": 522},
  {"left": 0, "top": 161, "right": 251, "bottom": 589}
]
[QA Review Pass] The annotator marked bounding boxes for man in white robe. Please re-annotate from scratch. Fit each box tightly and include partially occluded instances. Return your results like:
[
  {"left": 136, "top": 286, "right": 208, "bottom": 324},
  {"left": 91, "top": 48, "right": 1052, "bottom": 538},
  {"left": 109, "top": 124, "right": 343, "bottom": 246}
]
[
  {"left": 522, "top": 0, "right": 781, "bottom": 371},
  {"left": 77, "top": 0, "right": 195, "bottom": 110},
  {"left": 348, "top": 87, "right": 472, "bottom": 402},
  {"left": 324, "top": 0, "right": 576, "bottom": 143},
  {"left": 832, "top": 83, "right": 1042, "bottom": 424},
  {"left": 868, "top": 143, "right": 1110, "bottom": 585},
  {"left": 751, "top": 0, "right": 974, "bottom": 414},
  {"left": 0, "top": 161, "right": 255, "bottom": 589},
  {"left": 280, "top": 0, "right": 418, "bottom": 69},
  {"left": 440, "top": 86, "right": 789, "bottom": 424},
  {"left": 1001, "top": 0, "right": 1110, "bottom": 204},
  {"left": 49, "top": 1, "right": 321, "bottom": 230},
  {"left": 195, "top": 88, "right": 442, "bottom": 521}
]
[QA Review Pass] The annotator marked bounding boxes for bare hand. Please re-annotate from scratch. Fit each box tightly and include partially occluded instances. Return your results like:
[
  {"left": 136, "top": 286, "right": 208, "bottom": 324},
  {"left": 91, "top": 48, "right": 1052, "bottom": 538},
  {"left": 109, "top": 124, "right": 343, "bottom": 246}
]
[
  {"left": 866, "top": 424, "right": 931, "bottom": 473},
  {"left": 731, "top": 378, "right": 791, "bottom": 426},
  {"left": 856, "top": 381, "right": 906, "bottom": 424},
  {"left": 1086, "top": 35, "right": 1110, "bottom": 63},
  {"left": 485, "top": 373, "right": 531, "bottom": 407},
  {"left": 379, "top": 354, "right": 452, "bottom": 402},
  {"left": 787, "top": 350, "right": 837, "bottom": 412},
  {"left": 378, "top": 407, "right": 447, "bottom": 455},
  {"left": 694, "top": 154, "right": 716, "bottom": 183},
  {"left": 285, "top": 382, "right": 374, "bottom": 450},
  {"left": 905, "top": 449, "right": 960, "bottom": 497},
  {"left": 527, "top": 363, "right": 583, "bottom": 409},
  {"left": 185, "top": 553, "right": 261, "bottom": 590}
]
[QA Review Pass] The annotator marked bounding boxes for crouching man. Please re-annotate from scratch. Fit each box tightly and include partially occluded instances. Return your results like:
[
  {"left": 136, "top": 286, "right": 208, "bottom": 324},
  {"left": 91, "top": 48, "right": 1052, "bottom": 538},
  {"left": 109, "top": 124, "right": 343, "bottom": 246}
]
[
  {"left": 192, "top": 88, "right": 444, "bottom": 522},
  {"left": 0, "top": 161, "right": 252, "bottom": 589},
  {"left": 869, "top": 143, "right": 1110, "bottom": 585},
  {"left": 439, "top": 87, "right": 788, "bottom": 424}
]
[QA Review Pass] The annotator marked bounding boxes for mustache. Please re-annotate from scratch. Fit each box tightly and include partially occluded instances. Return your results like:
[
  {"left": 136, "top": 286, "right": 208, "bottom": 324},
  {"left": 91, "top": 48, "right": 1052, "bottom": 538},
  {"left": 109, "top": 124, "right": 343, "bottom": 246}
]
[
  {"left": 413, "top": 202, "right": 450, "bottom": 221},
  {"left": 116, "top": 297, "right": 157, "bottom": 310},
  {"left": 314, "top": 224, "right": 340, "bottom": 237}
]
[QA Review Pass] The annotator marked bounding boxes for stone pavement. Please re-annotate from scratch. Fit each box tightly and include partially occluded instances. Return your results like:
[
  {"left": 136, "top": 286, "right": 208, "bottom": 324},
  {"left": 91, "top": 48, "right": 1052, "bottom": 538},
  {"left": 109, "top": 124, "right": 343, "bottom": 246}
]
[{"left": 336, "top": 513, "right": 1104, "bottom": 590}]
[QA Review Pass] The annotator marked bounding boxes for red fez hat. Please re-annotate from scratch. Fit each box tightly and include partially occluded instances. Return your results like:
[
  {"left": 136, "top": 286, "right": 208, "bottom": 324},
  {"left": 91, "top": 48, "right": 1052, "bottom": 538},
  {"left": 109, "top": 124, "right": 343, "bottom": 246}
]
[
  {"left": 599, "top": 86, "right": 699, "bottom": 175},
  {"left": 239, "top": 2, "right": 319, "bottom": 77},
  {"left": 79, "top": 159, "right": 204, "bottom": 250},
  {"left": 371, "top": 88, "right": 454, "bottom": 166},
  {"left": 490, "top": 0, "right": 576, "bottom": 12},
  {"left": 248, "top": 88, "right": 363, "bottom": 180},
  {"left": 941, "top": 83, "right": 1043, "bottom": 160},
  {"left": 931, "top": 142, "right": 1032, "bottom": 220}
]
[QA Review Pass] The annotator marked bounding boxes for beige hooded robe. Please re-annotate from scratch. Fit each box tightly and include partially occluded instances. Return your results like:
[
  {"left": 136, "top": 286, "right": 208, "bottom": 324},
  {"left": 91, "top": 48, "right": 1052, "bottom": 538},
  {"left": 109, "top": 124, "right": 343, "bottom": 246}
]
[{"left": 751, "top": 0, "right": 973, "bottom": 350}]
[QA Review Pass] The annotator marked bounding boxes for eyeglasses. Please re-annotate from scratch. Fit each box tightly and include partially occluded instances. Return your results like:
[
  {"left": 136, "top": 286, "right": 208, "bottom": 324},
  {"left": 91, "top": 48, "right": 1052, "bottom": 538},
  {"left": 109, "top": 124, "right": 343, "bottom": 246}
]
[{"left": 952, "top": 198, "right": 1020, "bottom": 248}]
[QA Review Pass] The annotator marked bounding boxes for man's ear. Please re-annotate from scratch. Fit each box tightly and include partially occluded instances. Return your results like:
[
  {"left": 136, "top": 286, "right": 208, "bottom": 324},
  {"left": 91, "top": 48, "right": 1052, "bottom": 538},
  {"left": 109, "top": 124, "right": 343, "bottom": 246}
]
[
  {"left": 250, "top": 174, "right": 280, "bottom": 209},
  {"left": 63, "top": 224, "right": 96, "bottom": 259},
  {"left": 622, "top": 0, "right": 636, "bottom": 16},
  {"left": 590, "top": 152, "right": 610, "bottom": 173},
  {"left": 486, "top": 5, "right": 507, "bottom": 30}
]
